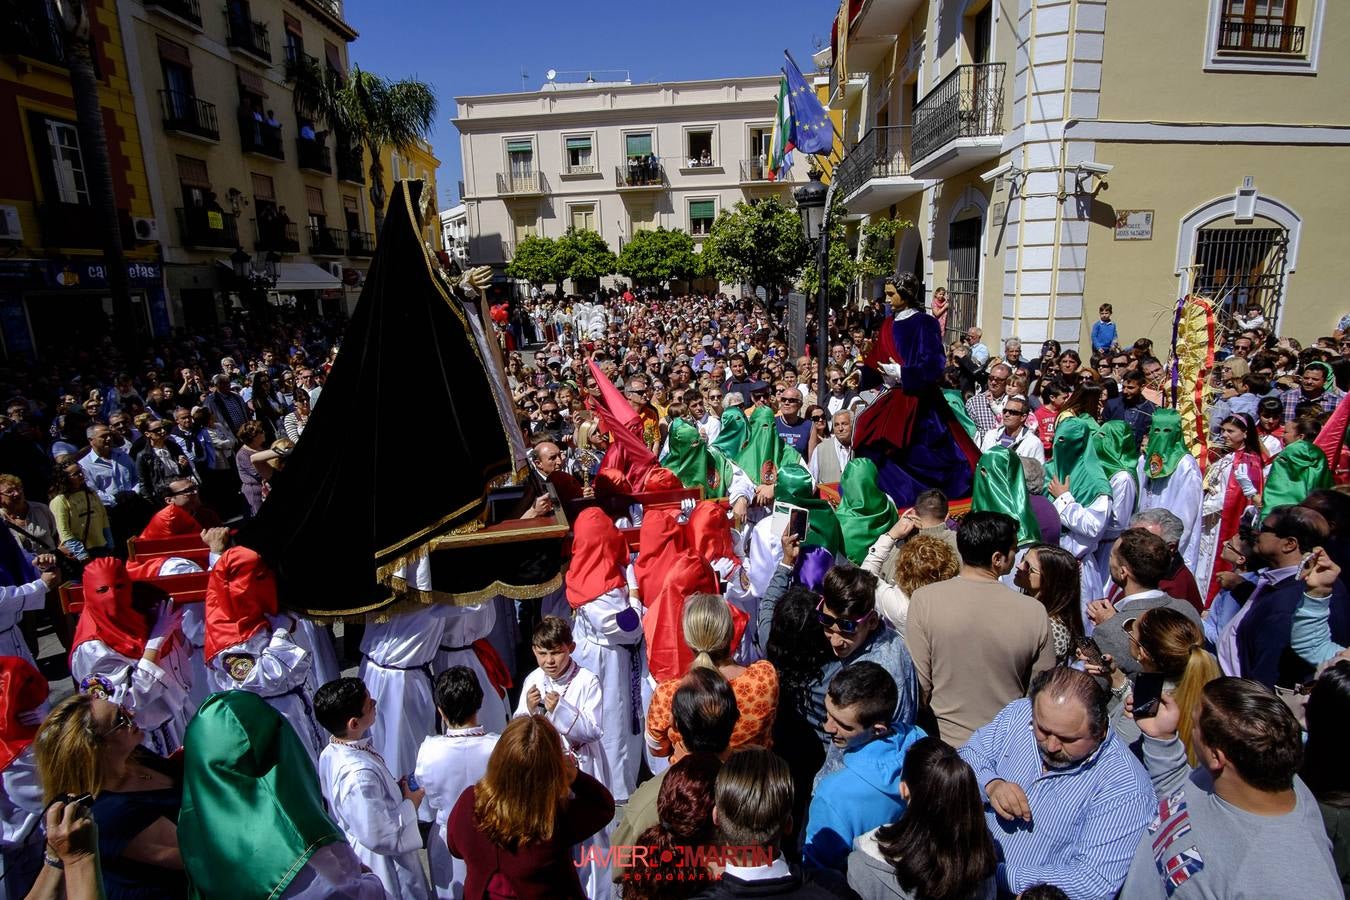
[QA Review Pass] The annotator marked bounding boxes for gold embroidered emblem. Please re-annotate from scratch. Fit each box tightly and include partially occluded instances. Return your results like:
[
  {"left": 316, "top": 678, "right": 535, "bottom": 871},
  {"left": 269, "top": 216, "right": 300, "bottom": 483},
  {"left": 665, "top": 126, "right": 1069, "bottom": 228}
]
[{"left": 225, "top": 654, "right": 256, "bottom": 682}]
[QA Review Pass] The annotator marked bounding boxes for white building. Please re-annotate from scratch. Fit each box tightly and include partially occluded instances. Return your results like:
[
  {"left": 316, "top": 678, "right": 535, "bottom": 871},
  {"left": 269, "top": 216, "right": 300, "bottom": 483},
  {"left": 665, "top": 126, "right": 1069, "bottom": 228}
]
[
  {"left": 452, "top": 75, "right": 809, "bottom": 280},
  {"left": 439, "top": 203, "right": 468, "bottom": 265}
]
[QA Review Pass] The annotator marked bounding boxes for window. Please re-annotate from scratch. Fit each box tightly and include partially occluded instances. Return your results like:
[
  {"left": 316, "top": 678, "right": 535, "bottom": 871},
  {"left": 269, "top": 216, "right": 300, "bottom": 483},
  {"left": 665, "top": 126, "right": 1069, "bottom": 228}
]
[
  {"left": 306, "top": 185, "right": 326, "bottom": 229},
  {"left": 1219, "top": 0, "right": 1301, "bottom": 52},
  {"left": 686, "top": 129, "right": 714, "bottom": 167},
  {"left": 251, "top": 171, "right": 275, "bottom": 217},
  {"left": 342, "top": 195, "right": 360, "bottom": 232},
  {"left": 625, "top": 132, "right": 654, "bottom": 160},
  {"left": 747, "top": 126, "right": 772, "bottom": 180},
  {"left": 158, "top": 37, "right": 194, "bottom": 113},
  {"left": 1205, "top": 0, "right": 1321, "bottom": 71},
  {"left": 628, "top": 201, "right": 656, "bottom": 232},
  {"left": 512, "top": 216, "right": 537, "bottom": 243},
  {"left": 688, "top": 199, "right": 715, "bottom": 236},
  {"left": 570, "top": 202, "right": 597, "bottom": 234},
  {"left": 506, "top": 139, "right": 534, "bottom": 175},
  {"left": 45, "top": 121, "right": 88, "bottom": 205},
  {"left": 1192, "top": 226, "right": 1289, "bottom": 325},
  {"left": 324, "top": 40, "right": 343, "bottom": 79},
  {"left": 564, "top": 135, "right": 594, "bottom": 174}
]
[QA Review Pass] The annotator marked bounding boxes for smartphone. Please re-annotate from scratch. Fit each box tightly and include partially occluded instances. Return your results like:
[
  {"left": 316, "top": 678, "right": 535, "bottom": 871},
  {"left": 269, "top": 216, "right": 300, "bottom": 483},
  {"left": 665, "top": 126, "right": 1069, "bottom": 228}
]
[
  {"left": 405, "top": 774, "right": 419, "bottom": 792},
  {"left": 1074, "top": 636, "right": 1105, "bottom": 668},
  {"left": 772, "top": 501, "right": 808, "bottom": 543},
  {"left": 1133, "top": 672, "right": 1166, "bottom": 720},
  {"left": 1296, "top": 551, "right": 1316, "bottom": 582}
]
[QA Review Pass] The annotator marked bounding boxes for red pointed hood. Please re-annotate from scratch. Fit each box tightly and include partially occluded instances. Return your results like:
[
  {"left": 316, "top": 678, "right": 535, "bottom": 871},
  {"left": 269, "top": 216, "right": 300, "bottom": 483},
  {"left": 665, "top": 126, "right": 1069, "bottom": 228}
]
[
  {"left": 633, "top": 508, "right": 688, "bottom": 604},
  {"left": 566, "top": 508, "right": 630, "bottom": 609},
  {"left": 687, "top": 501, "right": 739, "bottom": 567},
  {"left": 642, "top": 552, "right": 718, "bottom": 682},
  {"left": 0, "top": 656, "right": 47, "bottom": 770},
  {"left": 204, "top": 546, "right": 279, "bottom": 660},
  {"left": 72, "top": 558, "right": 151, "bottom": 661}
]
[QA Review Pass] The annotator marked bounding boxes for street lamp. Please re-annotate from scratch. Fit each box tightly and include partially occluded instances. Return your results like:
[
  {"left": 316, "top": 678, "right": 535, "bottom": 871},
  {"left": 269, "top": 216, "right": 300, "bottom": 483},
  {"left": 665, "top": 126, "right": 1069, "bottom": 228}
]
[
  {"left": 229, "top": 246, "right": 252, "bottom": 280},
  {"left": 794, "top": 167, "right": 831, "bottom": 403}
]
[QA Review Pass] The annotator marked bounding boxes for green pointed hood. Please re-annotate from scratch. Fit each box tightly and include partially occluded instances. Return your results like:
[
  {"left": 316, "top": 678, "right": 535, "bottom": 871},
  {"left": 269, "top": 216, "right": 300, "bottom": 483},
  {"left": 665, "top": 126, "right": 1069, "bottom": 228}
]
[
  {"left": 735, "top": 405, "right": 799, "bottom": 484},
  {"left": 661, "top": 418, "right": 733, "bottom": 499},
  {"left": 1095, "top": 419, "right": 1139, "bottom": 493},
  {"left": 971, "top": 446, "right": 1042, "bottom": 547},
  {"left": 1262, "top": 439, "right": 1332, "bottom": 517},
  {"left": 944, "top": 388, "right": 978, "bottom": 441},
  {"left": 1144, "top": 408, "right": 1188, "bottom": 479},
  {"left": 711, "top": 407, "right": 748, "bottom": 458},
  {"left": 179, "top": 692, "right": 342, "bottom": 900},
  {"left": 1045, "top": 415, "right": 1112, "bottom": 503},
  {"left": 774, "top": 463, "right": 845, "bottom": 555},
  {"left": 836, "top": 458, "right": 898, "bottom": 564}
]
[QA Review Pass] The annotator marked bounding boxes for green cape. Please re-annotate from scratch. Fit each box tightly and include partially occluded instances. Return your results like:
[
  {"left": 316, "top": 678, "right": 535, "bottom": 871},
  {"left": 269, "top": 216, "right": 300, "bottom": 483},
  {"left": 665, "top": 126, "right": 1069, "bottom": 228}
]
[
  {"left": 775, "top": 464, "right": 845, "bottom": 555},
  {"left": 835, "top": 458, "right": 899, "bottom": 564},
  {"left": 1096, "top": 419, "right": 1140, "bottom": 493},
  {"left": 179, "top": 692, "right": 342, "bottom": 900},
  {"left": 1144, "top": 408, "right": 1188, "bottom": 479},
  {"left": 711, "top": 407, "right": 748, "bottom": 458},
  {"left": 971, "top": 446, "right": 1042, "bottom": 547},
  {"left": 1045, "top": 415, "right": 1112, "bottom": 503},
  {"left": 661, "top": 418, "right": 734, "bottom": 499},
  {"left": 944, "top": 388, "right": 979, "bottom": 441},
  {"left": 1262, "top": 439, "right": 1332, "bottom": 516},
  {"left": 735, "top": 405, "right": 801, "bottom": 484}
]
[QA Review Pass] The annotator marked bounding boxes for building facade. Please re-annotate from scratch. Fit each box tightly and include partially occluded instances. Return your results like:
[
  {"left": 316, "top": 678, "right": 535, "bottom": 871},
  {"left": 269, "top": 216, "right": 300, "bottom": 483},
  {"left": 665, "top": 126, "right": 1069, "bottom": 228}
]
[
  {"left": 453, "top": 76, "right": 809, "bottom": 285},
  {"left": 375, "top": 136, "right": 442, "bottom": 251},
  {"left": 826, "top": 0, "right": 1347, "bottom": 350},
  {"left": 119, "top": 0, "right": 370, "bottom": 329},
  {"left": 440, "top": 202, "right": 468, "bottom": 267},
  {"left": 0, "top": 0, "right": 165, "bottom": 358}
]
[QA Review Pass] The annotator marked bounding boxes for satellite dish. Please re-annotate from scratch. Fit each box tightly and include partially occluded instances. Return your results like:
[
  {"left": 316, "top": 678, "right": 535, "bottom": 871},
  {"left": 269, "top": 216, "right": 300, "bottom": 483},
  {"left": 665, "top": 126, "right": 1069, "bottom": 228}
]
[{"left": 546, "top": 69, "right": 557, "bottom": 81}]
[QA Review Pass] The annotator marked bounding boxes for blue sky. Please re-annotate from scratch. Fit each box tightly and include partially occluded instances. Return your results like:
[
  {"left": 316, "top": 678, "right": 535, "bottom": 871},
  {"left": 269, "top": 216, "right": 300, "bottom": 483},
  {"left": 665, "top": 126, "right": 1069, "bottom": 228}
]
[{"left": 343, "top": 0, "right": 830, "bottom": 210}]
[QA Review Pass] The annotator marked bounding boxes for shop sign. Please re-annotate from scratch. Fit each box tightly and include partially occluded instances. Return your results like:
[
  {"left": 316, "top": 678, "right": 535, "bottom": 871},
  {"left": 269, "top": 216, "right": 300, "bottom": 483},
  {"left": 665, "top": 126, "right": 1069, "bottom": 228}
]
[{"left": 45, "top": 260, "right": 163, "bottom": 288}]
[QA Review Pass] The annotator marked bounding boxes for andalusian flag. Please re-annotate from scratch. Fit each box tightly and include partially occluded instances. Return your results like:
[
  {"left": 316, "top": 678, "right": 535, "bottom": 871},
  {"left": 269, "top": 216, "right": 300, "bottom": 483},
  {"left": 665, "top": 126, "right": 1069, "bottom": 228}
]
[{"left": 768, "top": 72, "right": 794, "bottom": 181}]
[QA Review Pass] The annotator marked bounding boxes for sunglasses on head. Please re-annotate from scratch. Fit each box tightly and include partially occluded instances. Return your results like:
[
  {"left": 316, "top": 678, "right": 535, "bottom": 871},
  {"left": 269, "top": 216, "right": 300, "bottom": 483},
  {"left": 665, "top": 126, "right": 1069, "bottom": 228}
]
[{"left": 815, "top": 599, "right": 875, "bottom": 635}]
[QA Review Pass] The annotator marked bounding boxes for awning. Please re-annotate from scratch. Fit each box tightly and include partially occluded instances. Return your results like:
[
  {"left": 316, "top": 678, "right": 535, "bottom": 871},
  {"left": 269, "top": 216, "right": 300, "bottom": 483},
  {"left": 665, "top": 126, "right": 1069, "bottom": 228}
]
[{"left": 215, "top": 260, "right": 341, "bottom": 291}]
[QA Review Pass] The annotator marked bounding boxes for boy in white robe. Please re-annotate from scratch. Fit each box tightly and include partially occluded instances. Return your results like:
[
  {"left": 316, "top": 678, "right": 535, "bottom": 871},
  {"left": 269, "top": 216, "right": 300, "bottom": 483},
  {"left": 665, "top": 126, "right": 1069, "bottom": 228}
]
[
  {"left": 316, "top": 676, "right": 431, "bottom": 900},
  {"left": 514, "top": 615, "right": 611, "bottom": 900},
  {"left": 437, "top": 599, "right": 510, "bottom": 734},
  {"left": 415, "top": 666, "right": 499, "bottom": 900}
]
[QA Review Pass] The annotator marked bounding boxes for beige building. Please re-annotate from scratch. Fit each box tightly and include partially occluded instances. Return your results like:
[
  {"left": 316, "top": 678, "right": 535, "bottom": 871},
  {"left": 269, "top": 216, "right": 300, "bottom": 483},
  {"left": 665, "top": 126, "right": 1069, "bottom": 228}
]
[
  {"left": 118, "top": 0, "right": 371, "bottom": 327},
  {"left": 376, "top": 136, "right": 442, "bottom": 252},
  {"left": 826, "top": 0, "right": 1346, "bottom": 352},
  {"left": 452, "top": 75, "right": 809, "bottom": 285}
]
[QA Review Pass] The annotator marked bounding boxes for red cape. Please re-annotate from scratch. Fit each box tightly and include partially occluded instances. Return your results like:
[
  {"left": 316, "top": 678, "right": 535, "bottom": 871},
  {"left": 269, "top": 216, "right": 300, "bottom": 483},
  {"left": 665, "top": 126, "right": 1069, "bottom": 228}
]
[
  {"left": 585, "top": 360, "right": 657, "bottom": 489},
  {"left": 1206, "top": 450, "right": 1264, "bottom": 606},
  {"left": 633, "top": 508, "right": 688, "bottom": 604},
  {"left": 0, "top": 656, "right": 46, "bottom": 770}
]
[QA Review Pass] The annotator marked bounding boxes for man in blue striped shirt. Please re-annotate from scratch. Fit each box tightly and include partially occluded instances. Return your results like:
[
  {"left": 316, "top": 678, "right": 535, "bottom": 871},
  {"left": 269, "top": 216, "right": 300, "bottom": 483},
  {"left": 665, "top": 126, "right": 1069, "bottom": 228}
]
[{"left": 958, "top": 667, "right": 1155, "bottom": 899}]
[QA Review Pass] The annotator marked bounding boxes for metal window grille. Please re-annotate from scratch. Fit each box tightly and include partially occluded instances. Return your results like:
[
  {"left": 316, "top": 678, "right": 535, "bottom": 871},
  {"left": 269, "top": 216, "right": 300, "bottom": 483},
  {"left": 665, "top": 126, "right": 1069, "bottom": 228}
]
[{"left": 1192, "top": 227, "right": 1289, "bottom": 329}]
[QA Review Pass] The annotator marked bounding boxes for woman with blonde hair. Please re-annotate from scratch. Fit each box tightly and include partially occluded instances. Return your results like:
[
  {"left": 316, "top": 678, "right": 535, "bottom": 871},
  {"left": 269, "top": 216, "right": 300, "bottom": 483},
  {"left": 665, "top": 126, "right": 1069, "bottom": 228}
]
[
  {"left": 646, "top": 593, "right": 778, "bottom": 760},
  {"left": 447, "top": 715, "right": 614, "bottom": 899}
]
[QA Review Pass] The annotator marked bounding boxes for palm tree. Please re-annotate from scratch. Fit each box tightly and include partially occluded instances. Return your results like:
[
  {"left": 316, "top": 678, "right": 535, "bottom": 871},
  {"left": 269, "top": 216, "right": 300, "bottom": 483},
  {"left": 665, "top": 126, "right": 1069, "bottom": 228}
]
[
  {"left": 293, "top": 62, "right": 436, "bottom": 238},
  {"left": 52, "top": 0, "right": 134, "bottom": 347}
]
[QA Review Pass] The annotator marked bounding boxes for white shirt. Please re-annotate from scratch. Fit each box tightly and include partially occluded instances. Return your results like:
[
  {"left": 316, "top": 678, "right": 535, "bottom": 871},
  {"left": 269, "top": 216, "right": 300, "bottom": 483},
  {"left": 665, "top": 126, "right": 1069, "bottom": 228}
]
[
  {"left": 416, "top": 727, "right": 499, "bottom": 900},
  {"left": 808, "top": 439, "right": 852, "bottom": 481}
]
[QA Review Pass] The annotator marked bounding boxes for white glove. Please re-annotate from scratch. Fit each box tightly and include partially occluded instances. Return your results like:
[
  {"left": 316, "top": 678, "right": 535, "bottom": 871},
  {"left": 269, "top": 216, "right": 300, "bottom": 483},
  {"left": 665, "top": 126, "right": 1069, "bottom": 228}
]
[
  {"left": 710, "top": 557, "right": 737, "bottom": 579},
  {"left": 679, "top": 497, "right": 697, "bottom": 518},
  {"left": 879, "top": 361, "right": 903, "bottom": 387},
  {"left": 145, "top": 599, "right": 185, "bottom": 652}
]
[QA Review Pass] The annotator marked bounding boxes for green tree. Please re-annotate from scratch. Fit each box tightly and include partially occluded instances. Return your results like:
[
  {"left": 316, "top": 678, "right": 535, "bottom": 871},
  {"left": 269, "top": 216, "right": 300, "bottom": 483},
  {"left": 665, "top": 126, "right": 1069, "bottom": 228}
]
[
  {"left": 615, "top": 227, "right": 697, "bottom": 287},
  {"left": 802, "top": 204, "right": 909, "bottom": 303},
  {"left": 703, "top": 197, "right": 809, "bottom": 297},
  {"left": 556, "top": 228, "right": 616, "bottom": 294},
  {"left": 293, "top": 61, "right": 436, "bottom": 237},
  {"left": 505, "top": 235, "right": 562, "bottom": 289}
]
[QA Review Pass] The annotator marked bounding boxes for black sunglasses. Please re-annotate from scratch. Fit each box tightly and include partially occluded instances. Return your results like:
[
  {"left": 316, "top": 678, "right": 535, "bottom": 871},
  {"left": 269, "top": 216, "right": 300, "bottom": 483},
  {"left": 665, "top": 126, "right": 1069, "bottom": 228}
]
[
  {"left": 816, "top": 600, "right": 874, "bottom": 635},
  {"left": 810, "top": 414, "right": 826, "bottom": 422}
]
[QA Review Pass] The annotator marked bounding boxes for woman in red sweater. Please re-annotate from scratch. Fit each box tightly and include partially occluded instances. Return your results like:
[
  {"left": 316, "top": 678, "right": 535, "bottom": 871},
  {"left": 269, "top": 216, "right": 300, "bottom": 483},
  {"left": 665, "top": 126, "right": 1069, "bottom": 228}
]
[{"left": 448, "top": 714, "right": 615, "bottom": 899}]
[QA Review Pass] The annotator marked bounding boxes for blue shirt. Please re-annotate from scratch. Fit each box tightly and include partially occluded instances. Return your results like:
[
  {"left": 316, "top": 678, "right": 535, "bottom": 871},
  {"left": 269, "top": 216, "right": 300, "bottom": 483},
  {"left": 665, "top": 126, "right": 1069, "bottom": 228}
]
[
  {"left": 79, "top": 449, "right": 139, "bottom": 507},
  {"left": 958, "top": 698, "right": 1155, "bottom": 899},
  {"left": 775, "top": 416, "right": 813, "bottom": 455},
  {"left": 1092, "top": 320, "right": 1118, "bottom": 351}
]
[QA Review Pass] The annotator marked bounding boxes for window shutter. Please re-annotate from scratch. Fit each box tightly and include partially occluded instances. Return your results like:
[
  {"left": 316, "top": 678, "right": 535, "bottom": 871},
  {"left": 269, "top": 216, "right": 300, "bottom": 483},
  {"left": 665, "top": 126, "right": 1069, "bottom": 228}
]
[
  {"left": 625, "top": 133, "right": 653, "bottom": 157},
  {"left": 689, "top": 200, "right": 715, "bottom": 219},
  {"left": 505, "top": 139, "right": 533, "bottom": 154},
  {"left": 566, "top": 136, "right": 591, "bottom": 150},
  {"left": 283, "top": 12, "right": 302, "bottom": 34},
  {"left": 156, "top": 36, "right": 192, "bottom": 68},
  {"left": 176, "top": 155, "right": 211, "bottom": 188},
  {"left": 251, "top": 172, "right": 275, "bottom": 200},
  {"left": 324, "top": 41, "right": 342, "bottom": 73},
  {"left": 306, "top": 186, "right": 325, "bottom": 214},
  {"left": 236, "top": 67, "right": 268, "bottom": 97}
]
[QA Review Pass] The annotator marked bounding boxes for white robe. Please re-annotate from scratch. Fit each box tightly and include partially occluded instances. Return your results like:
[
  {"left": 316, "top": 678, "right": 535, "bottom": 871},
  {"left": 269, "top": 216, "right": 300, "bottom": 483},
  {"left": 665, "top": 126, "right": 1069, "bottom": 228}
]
[
  {"left": 1137, "top": 454, "right": 1204, "bottom": 575},
  {"left": 279, "top": 842, "right": 388, "bottom": 899},
  {"left": 436, "top": 602, "right": 509, "bottom": 735},
  {"left": 359, "top": 605, "right": 449, "bottom": 784},
  {"left": 294, "top": 618, "right": 340, "bottom": 686},
  {"left": 0, "top": 579, "right": 47, "bottom": 669},
  {"left": 1093, "top": 471, "right": 1139, "bottom": 595},
  {"left": 0, "top": 748, "right": 43, "bottom": 897},
  {"left": 319, "top": 737, "right": 430, "bottom": 900},
  {"left": 156, "top": 556, "right": 211, "bottom": 710},
  {"left": 513, "top": 660, "right": 612, "bottom": 900},
  {"left": 570, "top": 587, "right": 644, "bottom": 802},
  {"left": 207, "top": 615, "right": 326, "bottom": 762},
  {"left": 415, "top": 727, "right": 499, "bottom": 900},
  {"left": 70, "top": 637, "right": 194, "bottom": 756},
  {"left": 1052, "top": 490, "right": 1111, "bottom": 629}
]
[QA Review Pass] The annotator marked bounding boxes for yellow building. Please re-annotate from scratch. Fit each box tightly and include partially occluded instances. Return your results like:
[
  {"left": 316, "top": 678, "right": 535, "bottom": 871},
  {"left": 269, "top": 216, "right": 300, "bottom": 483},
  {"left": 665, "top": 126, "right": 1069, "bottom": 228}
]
[
  {"left": 374, "top": 137, "right": 443, "bottom": 251},
  {"left": 0, "top": 0, "right": 163, "bottom": 357},
  {"left": 119, "top": 0, "right": 368, "bottom": 326},
  {"left": 825, "top": 0, "right": 1346, "bottom": 352}
]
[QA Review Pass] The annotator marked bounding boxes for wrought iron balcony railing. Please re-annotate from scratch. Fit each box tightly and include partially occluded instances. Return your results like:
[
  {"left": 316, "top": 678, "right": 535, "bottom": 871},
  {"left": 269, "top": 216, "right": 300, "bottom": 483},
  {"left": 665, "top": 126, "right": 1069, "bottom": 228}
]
[
  {"left": 159, "top": 90, "right": 219, "bottom": 140},
  {"left": 346, "top": 230, "right": 375, "bottom": 256},
  {"left": 296, "top": 138, "right": 332, "bottom": 174},
  {"left": 832, "top": 125, "right": 912, "bottom": 199},
  {"left": 176, "top": 207, "right": 238, "bottom": 248},
  {"left": 225, "top": 11, "right": 270, "bottom": 61},
  {"left": 496, "top": 172, "right": 546, "bottom": 195},
  {"left": 911, "top": 63, "right": 1005, "bottom": 163},
  {"left": 1217, "top": 18, "right": 1305, "bottom": 53},
  {"left": 308, "top": 225, "right": 344, "bottom": 255},
  {"left": 145, "top": 0, "right": 202, "bottom": 26},
  {"left": 238, "top": 109, "right": 284, "bottom": 159},
  {"left": 616, "top": 161, "right": 665, "bottom": 188},
  {"left": 252, "top": 217, "right": 299, "bottom": 253}
]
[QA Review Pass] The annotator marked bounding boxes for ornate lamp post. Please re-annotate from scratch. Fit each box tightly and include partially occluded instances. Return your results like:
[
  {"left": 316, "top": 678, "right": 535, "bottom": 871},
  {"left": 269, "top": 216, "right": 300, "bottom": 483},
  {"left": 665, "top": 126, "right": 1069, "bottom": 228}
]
[{"left": 794, "top": 168, "right": 831, "bottom": 403}]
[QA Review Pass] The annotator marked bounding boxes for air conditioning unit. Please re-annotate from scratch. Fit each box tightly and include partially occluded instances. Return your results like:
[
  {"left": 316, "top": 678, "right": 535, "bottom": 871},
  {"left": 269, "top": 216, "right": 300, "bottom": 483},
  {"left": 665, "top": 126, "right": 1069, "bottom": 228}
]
[
  {"left": 328, "top": 262, "right": 343, "bottom": 278},
  {"left": 0, "top": 206, "right": 21, "bottom": 241},
  {"left": 132, "top": 216, "right": 160, "bottom": 241}
]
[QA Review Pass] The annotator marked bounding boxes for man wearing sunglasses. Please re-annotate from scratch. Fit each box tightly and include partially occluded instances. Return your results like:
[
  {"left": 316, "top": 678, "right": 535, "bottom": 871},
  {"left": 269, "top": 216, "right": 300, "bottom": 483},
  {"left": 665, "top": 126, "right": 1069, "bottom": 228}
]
[{"left": 139, "top": 477, "right": 222, "bottom": 541}]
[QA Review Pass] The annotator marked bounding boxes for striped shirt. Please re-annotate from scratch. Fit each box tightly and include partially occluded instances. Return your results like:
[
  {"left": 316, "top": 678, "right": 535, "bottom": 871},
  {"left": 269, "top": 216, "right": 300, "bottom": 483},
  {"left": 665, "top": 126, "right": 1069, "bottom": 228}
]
[{"left": 958, "top": 698, "right": 1156, "bottom": 899}]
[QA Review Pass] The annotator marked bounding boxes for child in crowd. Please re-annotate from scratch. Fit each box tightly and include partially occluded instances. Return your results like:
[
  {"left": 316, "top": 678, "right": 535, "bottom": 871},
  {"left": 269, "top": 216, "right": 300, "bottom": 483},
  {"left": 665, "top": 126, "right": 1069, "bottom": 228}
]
[
  {"left": 316, "top": 677, "right": 431, "bottom": 900},
  {"left": 514, "top": 615, "right": 611, "bottom": 900},
  {"left": 1092, "top": 303, "right": 1118, "bottom": 355},
  {"left": 416, "top": 666, "right": 500, "bottom": 900}
]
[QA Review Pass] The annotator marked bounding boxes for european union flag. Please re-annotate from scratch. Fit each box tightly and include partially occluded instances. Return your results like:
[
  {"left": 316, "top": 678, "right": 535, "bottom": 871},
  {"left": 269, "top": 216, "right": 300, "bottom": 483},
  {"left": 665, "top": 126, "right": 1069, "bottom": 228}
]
[{"left": 784, "top": 52, "right": 833, "bottom": 155}]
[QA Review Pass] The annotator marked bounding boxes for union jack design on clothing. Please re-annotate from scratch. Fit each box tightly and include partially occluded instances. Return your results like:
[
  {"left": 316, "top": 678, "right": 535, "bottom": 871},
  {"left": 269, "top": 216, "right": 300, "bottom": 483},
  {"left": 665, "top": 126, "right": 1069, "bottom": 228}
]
[{"left": 1149, "top": 788, "right": 1204, "bottom": 896}]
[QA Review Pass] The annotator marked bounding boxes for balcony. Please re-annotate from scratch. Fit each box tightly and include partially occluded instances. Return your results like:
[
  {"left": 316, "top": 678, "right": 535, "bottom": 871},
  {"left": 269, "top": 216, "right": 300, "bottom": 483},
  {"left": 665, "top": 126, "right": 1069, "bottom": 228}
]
[
  {"left": 296, "top": 137, "right": 332, "bottom": 175},
  {"left": 336, "top": 142, "right": 364, "bottom": 183},
  {"left": 495, "top": 172, "right": 547, "bottom": 196},
  {"left": 252, "top": 218, "right": 299, "bottom": 253},
  {"left": 910, "top": 63, "right": 1006, "bottom": 179},
  {"left": 176, "top": 207, "right": 239, "bottom": 249},
  {"left": 37, "top": 203, "right": 134, "bottom": 248},
  {"left": 346, "top": 230, "right": 375, "bottom": 257},
  {"left": 238, "top": 109, "right": 284, "bottom": 159},
  {"left": 1, "top": 1, "right": 64, "bottom": 66},
  {"left": 308, "top": 225, "right": 344, "bottom": 256},
  {"left": 616, "top": 161, "right": 664, "bottom": 190},
  {"left": 143, "top": 0, "right": 202, "bottom": 27},
  {"left": 283, "top": 44, "right": 318, "bottom": 80},
  {"left": 1217, "top": 19, "right": 1305, "bottom": 54},
  {"left": 833, "top": 125, "right": 922, "bottom": 216},
  {"left": 159, "top": 90, "right": 219, "bottom": 141},
  {"left": 225, "top": 12, "right": 270, "bottom": 62}
]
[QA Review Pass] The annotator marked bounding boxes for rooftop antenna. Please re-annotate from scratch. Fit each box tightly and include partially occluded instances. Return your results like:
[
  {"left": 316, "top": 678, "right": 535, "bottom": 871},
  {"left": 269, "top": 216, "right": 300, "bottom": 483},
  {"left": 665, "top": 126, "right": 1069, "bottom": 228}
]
[{"left": 520, "top": 67, "right": 529, "bottom": 90}]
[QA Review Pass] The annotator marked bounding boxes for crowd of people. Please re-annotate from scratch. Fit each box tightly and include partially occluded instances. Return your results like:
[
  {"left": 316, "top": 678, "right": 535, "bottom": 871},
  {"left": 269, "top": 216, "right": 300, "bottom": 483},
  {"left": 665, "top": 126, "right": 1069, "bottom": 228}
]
[{"left": 1, "top": 282, "right": 1350, "bottom": 900}]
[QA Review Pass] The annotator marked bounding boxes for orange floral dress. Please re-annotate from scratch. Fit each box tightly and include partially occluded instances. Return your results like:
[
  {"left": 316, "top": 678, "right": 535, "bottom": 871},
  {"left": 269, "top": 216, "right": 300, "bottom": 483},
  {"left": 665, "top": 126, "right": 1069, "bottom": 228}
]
[{"left": 646, "top": 659, "right": 779, "bottom": 757}]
